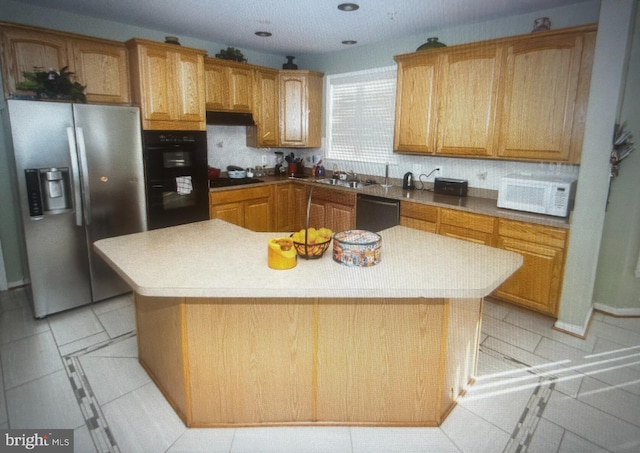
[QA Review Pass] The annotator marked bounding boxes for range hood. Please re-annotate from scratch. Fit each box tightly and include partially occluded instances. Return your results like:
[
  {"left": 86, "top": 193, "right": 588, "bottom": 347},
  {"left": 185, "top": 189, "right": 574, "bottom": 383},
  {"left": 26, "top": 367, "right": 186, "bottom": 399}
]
[{"left": 206, "top": 111, "right": 255, "bottom": 126}]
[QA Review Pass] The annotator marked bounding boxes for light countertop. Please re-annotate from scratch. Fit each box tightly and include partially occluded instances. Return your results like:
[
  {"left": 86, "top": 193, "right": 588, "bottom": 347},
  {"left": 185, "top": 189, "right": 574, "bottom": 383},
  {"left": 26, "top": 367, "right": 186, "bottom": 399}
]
[{"left": 94, "top": 219, "right": 522, "bottom": 299}]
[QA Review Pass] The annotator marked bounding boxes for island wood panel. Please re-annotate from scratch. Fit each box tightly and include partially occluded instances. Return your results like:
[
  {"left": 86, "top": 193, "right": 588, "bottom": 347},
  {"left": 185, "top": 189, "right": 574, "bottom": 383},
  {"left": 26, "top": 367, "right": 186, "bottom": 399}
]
[
  {"left": 440, "top": 297, "right": 483, "bottom": 418},
  {"left": 133, "top": 294, "right": 483, "bottom": 427},
  {"left": 184, "top": 298, "right": 315, "bottom": 426},
  {"left": 135, "top": 295, "right": 189, "bottom": 422},
  {"left": 316, "top": 298, "right": 445, "bottom": 424}
]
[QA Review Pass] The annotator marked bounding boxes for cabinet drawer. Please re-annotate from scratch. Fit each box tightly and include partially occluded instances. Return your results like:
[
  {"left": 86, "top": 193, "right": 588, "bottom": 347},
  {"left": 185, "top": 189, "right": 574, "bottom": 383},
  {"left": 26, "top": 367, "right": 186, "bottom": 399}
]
[
  {"left": 209, "top": 186, "right": 272, "bottom": 205},
  {"left": 498, "top": 218, "right": 567, "bottom": 248},
  {"left": 400, "top": 202, "right": 438, "bottom": 223},
  {"left": 309, "top": 187, "right": 356, "bottom": 207},
  {"left": 440, "top": 208, "right": 495, "bottom": 233},
  {"left": 400, "top": 217, "right": 437, "bottom": 233}
]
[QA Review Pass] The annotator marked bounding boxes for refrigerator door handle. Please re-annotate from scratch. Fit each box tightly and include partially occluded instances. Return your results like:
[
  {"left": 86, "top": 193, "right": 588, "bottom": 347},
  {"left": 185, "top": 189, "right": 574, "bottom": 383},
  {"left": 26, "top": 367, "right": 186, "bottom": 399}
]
[
  {"left": 75, "top": 127, "right": 92, "bottom": 226},
  {"left": 66, "top": 127, "right": 84, "bottom": 227}
]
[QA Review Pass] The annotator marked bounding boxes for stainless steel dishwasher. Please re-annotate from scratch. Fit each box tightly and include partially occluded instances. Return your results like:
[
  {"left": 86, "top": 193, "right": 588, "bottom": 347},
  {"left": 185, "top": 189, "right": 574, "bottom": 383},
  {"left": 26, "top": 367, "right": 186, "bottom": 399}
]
[{"left": 356, "top": 194, "right": 400, "bottom": 232}]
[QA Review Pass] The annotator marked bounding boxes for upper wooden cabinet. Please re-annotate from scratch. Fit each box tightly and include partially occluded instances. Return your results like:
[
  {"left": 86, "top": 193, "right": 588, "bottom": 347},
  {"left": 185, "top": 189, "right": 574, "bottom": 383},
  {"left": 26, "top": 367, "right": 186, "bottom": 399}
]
[
  {"left": 247, "top": 67, "right": 280, "bottom": 148},
  {"left": 435, "top": 42, "right": 502, "bottom": 157},
  {"left": 0, "top": 22, "right": 130, "bottom": 104},
  {"left": 394, "top": 24, "right": 596, "bottom": 163},
  {"left": 127, "top": 38, "right": 206, "bottom": 130},
  {"left": 498, "top": 31, "right": 596, "bottom": 162},
  {"left": 393, "top": 52, "right": 439, "bottom": 153},
  {"left": 204, "top": 58, "right": 253, "bottom": 112},
  {"left": 279, "top": 70, "right": 323, "bottom": 148}
]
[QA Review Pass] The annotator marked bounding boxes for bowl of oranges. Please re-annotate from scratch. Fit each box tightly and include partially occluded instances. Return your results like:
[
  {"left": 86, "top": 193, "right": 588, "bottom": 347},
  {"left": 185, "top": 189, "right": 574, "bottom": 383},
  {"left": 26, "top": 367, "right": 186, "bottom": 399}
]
[{"left": 290, "top": 227, "right": 333, "bottom": 259}]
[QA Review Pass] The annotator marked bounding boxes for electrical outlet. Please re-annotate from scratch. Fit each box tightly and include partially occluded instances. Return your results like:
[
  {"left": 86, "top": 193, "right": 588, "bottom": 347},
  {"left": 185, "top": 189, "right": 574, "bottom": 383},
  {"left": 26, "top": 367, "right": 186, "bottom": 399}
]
[
  {"left": 435, "top": 166, "right": 443, "bottom": 178},
  {"left": 261, "top": 155, "right": 267, "bottom": 166}
]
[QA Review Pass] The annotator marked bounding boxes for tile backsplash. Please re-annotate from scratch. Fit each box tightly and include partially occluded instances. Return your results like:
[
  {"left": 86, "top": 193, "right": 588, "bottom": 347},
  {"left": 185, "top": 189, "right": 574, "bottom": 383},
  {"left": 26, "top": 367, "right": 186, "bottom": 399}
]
[{"left": 206, "top": 125, "right": 580, "bottom": 190}]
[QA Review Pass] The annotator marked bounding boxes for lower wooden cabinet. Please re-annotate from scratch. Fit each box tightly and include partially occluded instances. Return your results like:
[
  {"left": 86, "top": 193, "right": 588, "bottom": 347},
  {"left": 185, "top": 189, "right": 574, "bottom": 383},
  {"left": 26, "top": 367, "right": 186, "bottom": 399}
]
[
  {"left": 307, "top": 187, "right": 356, "bottom": 233},
  {"left": 400, "top": 201, "right": 568, "bottom": 316},
  {"left": 400, "top": 202, "right": 438, "bottom": 233},
  {"left": 492, "top": 219, "right": 568, "bottom": 315},
  {"left": 209, "top": 186, "right": 273, "bottom": 232},
  {"left": 439, "top": 208, "right": 496, "bottom": 245}
]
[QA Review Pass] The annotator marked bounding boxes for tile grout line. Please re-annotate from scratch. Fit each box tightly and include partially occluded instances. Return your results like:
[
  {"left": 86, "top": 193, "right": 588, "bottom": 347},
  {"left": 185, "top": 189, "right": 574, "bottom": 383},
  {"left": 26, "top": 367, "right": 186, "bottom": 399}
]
[
  {"left": 478, "top": 344, "right": 558, "bottom": 453},
  {"left": 61, "top": 331, "right": 136, "bottom": 453}
]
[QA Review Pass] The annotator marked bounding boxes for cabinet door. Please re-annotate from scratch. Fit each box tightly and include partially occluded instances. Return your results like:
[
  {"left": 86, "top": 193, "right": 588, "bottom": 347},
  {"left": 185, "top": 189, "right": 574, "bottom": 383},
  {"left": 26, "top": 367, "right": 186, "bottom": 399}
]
[
  {"left": 393, "top": 54, "right": 439, "bottom": 153},
  {"left": 280, "top": 73, "right": 306, "bottom": 146},
  {"left": 174, "top": 51, "right": 205, "bottom": 124},
  {"left": 204, "top": 62, "right": 228, "bottom": 111},
  {"left": 326, "top": 203, "right": 355, "bottom": 232},
  {"left": 0, "top": 26, "right": 69, "bottom": 97},
  {"left": 279, "top": 71, "right": 323, "bottom": 147},
  {"left": 229, "top": 67, "right": 253, "bottom": 112},
  {"left": 498, "top": 33, "right": 585, "bottom": 161},
  {"left": 493, "top": 236, "right": 565, "bottom": 316},
  {"left": 137, "top": 45, "right": 176, "bottom": 123},
  {"left": 244, "top": 197, "right": 271, "bottom": 232},
  {"left": 210, "top": 202, "right": 244, "bottom": 226},
  {"left": 275, "top": 183, "right": 293, "bottom": 231},
  {"left": 73, "top": 39, "right": 130, "bottom": 104},
  {"left": 249, "top": 68, "right": 280, "bottom": 147},
  {"left": 436, "top": 43, "right": 502, "bottom": 157}
]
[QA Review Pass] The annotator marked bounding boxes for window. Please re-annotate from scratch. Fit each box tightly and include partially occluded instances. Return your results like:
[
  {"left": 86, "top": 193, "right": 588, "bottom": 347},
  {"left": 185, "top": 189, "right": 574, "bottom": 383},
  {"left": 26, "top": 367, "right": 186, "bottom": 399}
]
[{"left": 326, "top": 66, "right": 397, "bottom": 164}]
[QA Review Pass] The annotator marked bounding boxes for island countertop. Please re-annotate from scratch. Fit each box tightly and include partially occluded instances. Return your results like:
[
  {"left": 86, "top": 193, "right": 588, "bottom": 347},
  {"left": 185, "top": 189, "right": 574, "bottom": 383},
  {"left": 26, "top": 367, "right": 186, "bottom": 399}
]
[{"left": 94, "top": 219, "right": 522, "bottom": 299}]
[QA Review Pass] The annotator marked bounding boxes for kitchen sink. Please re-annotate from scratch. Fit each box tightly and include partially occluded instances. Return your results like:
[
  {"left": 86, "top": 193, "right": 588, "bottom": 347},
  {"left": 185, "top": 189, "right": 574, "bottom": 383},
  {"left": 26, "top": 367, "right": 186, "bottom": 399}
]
[{"left": 315, "top": 178, "right": 372, "bottom": 189}]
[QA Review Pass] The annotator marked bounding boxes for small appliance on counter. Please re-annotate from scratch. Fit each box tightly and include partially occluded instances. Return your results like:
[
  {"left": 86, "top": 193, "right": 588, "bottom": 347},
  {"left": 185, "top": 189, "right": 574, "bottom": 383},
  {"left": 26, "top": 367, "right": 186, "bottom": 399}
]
[
  {"left": 403, "top": 172, "right": 415, "bottom": 190},
  {"left": 434, "top": 177, "right": 468, "bottom": 196},
  {"left": 498, "top": 173, "right": 576, "bottom": 217}
]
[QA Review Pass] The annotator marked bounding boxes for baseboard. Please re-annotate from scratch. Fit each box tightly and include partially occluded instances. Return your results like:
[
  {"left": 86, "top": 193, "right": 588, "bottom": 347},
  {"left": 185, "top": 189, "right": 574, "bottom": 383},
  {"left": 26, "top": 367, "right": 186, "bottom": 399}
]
[
  {"left": 553, "top": 305, "right": 594, "bottom": 338},
  {"left": 593, "top": 303, "right": 640, "bottom": 317}
]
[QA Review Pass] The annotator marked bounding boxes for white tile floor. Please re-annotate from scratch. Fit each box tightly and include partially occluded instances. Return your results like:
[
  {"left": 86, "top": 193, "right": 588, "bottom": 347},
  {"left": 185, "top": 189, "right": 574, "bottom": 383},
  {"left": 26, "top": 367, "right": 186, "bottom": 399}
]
[{"left": 1, "top": 287, "right": 639, "bottom": 452}]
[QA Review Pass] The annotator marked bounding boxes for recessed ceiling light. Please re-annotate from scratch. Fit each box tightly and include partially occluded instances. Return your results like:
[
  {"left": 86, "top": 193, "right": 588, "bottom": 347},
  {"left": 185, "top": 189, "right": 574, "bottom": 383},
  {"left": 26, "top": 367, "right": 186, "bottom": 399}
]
[
  {"left": 255, "top": 31, "right": 272, "bottom": 37},
  {"left": 342, "top": 40, "right": 357, "bottom": 45},
  {"left": 338, "top": 3, "right": 359, "bottom": 12}
]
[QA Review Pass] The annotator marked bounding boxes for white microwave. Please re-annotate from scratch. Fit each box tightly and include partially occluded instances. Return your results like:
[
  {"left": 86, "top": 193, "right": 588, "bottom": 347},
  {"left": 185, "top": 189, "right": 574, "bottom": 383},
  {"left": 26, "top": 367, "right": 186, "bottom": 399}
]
[{"left": 497, "top": 173, "right": 577, "bottom": 217}]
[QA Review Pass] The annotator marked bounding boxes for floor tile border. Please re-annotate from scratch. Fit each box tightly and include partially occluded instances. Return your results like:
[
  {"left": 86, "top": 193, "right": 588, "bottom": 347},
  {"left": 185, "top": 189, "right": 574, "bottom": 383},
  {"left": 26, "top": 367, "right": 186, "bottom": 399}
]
[{"left": 61, "top": 332, "right": 136, "bottom": 453}]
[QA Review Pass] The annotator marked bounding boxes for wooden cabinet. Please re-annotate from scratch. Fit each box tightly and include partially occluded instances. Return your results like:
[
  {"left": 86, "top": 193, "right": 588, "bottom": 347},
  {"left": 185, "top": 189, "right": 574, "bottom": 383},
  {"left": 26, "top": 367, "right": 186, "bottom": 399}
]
[
  {"left": 279, "top": 70, "right": 323, "bottom": 148},
  {"left": 400, "top": 202, "right": 438, "bottom": 233},
  {"left": 71, "top": 38, "right": 130, "bottom": 104},
  {"left": 209, "top": 186, "right": 273, "bottom": 232},
  {"left": 204, "top": 58, "right": 253, "bottom": 112},
  {"left": 127, "top": 38, "right": 206, "bottom": 130},
  {"left": 497, "top": 30, "right": 596, "bottom": 162},
  {"left": 247, "top": 67, "right": 280, "bottom": 147},
  {"left": 393, "top": 52, "right": 439, "bottom": 153},
  {"left": 393, "top": 24, "right": 596, "bottom": 163},
  {"left": 435, "top": 42, "right": 502, "bottom": 157},
  {"left": 306, "top": 187, "right": 355, "bottom": 232},
  {"left": 399, "top": 200, "right": 568, "bottom": 316},
  {"left": 438, "top": 208, "right": 496, "bottom": 245},
  {"left": 493, "top": 219, "right": 568, "bottom": 316},
  {"left": 0, "top": 22, "right": 130, "bottom": 104}
]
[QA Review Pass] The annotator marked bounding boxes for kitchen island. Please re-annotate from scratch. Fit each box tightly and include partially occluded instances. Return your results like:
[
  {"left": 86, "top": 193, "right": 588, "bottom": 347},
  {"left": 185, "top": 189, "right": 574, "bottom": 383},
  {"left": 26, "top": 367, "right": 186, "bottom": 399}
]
[{"left": 94, "top": 219, "right": 522, "bottom": 427}]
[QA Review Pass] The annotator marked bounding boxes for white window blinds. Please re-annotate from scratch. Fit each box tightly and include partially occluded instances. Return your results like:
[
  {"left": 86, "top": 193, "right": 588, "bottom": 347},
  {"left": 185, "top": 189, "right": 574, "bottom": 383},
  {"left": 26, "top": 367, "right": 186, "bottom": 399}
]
[{"left": 326, "top": 66, "right": 397, "bottom": 164}]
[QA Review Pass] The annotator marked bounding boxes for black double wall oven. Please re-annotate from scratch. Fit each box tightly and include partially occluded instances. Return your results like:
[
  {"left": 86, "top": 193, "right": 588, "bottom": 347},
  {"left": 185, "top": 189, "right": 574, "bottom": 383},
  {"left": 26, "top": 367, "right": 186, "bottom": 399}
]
[{"left": 142, "top": 131, "right": 209, "bottom": 230}]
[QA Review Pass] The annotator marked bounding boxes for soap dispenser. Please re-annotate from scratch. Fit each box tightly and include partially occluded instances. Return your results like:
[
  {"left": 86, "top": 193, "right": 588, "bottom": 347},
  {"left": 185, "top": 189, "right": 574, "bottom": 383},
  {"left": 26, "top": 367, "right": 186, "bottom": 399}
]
[{"left": 403, "top": 172, "right": 415, "bottom": 190}]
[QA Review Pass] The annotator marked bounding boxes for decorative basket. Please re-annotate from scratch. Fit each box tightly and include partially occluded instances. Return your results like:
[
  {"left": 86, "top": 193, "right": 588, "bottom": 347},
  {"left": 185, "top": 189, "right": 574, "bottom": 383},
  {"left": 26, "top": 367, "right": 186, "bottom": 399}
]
[{"left": 291, "top": 236, "right": 331, "bottom": 259}]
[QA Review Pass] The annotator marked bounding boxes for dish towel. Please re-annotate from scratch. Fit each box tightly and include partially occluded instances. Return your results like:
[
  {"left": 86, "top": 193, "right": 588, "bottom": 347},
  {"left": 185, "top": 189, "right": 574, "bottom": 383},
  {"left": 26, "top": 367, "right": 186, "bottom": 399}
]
[{"left": 176, "top": 176, "right": 193, "bottom": 195}]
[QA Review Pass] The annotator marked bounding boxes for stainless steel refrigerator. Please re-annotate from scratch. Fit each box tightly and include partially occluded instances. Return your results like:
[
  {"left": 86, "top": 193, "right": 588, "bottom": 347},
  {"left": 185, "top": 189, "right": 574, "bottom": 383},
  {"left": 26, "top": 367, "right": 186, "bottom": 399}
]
[{"left": 7, "top": 100, "right": 147, "bottom": 318}]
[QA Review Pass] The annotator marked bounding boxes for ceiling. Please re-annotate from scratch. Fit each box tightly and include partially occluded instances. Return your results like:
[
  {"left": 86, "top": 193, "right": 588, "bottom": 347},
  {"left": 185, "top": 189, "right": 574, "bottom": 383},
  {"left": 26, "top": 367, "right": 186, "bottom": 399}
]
[{"left": 16, "top": 0, "right": 590, "bottom": 55}]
